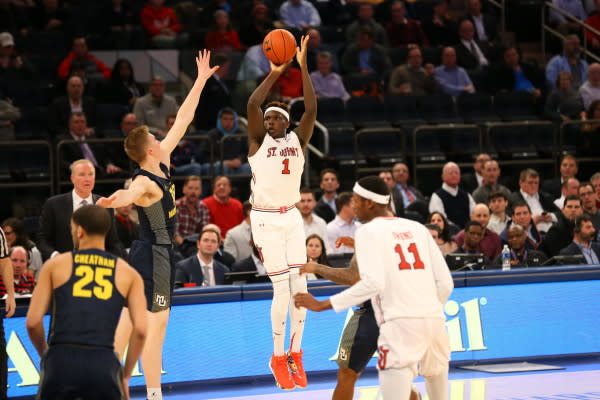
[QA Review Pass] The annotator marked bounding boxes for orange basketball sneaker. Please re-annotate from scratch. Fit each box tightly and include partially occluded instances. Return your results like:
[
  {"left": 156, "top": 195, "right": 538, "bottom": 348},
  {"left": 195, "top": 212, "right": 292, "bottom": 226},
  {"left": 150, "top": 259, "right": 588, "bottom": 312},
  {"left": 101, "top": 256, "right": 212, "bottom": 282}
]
[
  {"left": 270, "top": 354, "right": 295, "bottom": 390},
  {"left": 288, "top": 350, "right": 307, "bottom": 388}
]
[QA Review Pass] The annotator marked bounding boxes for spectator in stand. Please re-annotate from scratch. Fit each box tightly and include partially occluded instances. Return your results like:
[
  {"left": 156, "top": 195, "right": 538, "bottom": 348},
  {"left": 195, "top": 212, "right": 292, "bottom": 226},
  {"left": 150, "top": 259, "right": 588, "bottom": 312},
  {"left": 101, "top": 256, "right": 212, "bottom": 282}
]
[
  {"left": 544, "top": 71, "right": 584, "bottom": 121},
  {"left": 174, "top": 175, "right": 211, "bottom": 258},
  {"left": 559, "top": 214, "right": 600, "bottom": 263},
  {"left": 379, "top": 169, "right": 404, "bottom": 217},
  {"left": 487, "top": 191, "right": 511, "bottom": 235},
  {"left": 116, "top": 113, "right": 139, "bottom": 138},
  {"left": 314, "top": 168, "right": 339, "bottom": 223},
  {"left": 165, "top": 114, "right": 204, "bottom": 177},
  {"left": 452, "top": 221, "right": 489, "bottom": 266},
  {"left": 0, "top": 95, "right": 20, "bottom": 141},
  {"left": 1, "top": 218, "right": 42, "bottom": 276},
  {"left": 492, "top": 46, "right": 544, "bottom": 98},
  {"left": 30, "top": 0, "right": 68, "bottom": 32},
  {"left": 0, "top": 32, "right": 36, "bottom": 82},
  {"left": 0, "top": 246, "right": 34, "bottom": 295},
  {"left": 553, "top": 177, "right": 580, "bottom": 209},
  {"left": 463, "top": 0, "right": 497, "bottom": 44},
  {"left": 585, "top": 0, "right": 600, "bottom": 54},
  {"left": 296, "top": 187, "right": 331, "bottom": 253},
  {"left": 206, "top": 107, "right": 251, "bottom": 175},
  {"left": 306, "top": 28, "right": 334, "bottom": 73},
  {"left": 272, "top": 65, "right": 303, "bottom": 102},
  {"left": 341, "top": 27, "right": 391, "bottom": 78},
  {"left": 461, "top": 153, "right": 490, "bottom": 193},
  {"left": 455, "top": 19, "right": 489, "bottom": 71},
  {"left": 205, "top": 10, "right": 242, "bottom": 53},
  {"left": 427, "top": 211, "right": 459, "bottom": 254},
  {"left": 114, "top": 202, "right": 138, "bottom": 251},
  {"left": 422, "top": 0, "right": 458, "bottom": 47},
  {"left": 306, "top": 234, "right": 329, "bottom": 278},
  {"left": 388, "top": 46, "right": 438, "bottom": 96},
  {"left": 133, "top": 75, "right": 178, "bottom": 135},
  {"left": 140, "top": 0, "right": 185, "bottom": 48},
  {"left": 37, "top": 159, "right": 125, "bottom": 261},
  {"left": 57, "top": 37, "right": 111, "bottom": 82},
  {"left": 174, "top": 228, "right": 230, "bottom": 287},
  {"left": 429, "top": 162, "right": 476, "bottom": 228},
  {"left": 239, "top": 3, "right": 275, "bottom": 48},
  {"left": 310, "top": 52, "right": 350, "bottom": 100},
  {"left": 591, "top": 172, "right": 600, "bottom": 209},
  {"left": 345, "top": 2, "right": 386, "bottom": 45},
  {"left": 236, "top": 43, "right": 270, "bottom": 81},
  {"left": 327, "top": 192, "right": 360, "bottom": 254},
  {"left": 542, "top": 154, "right": 579, "bottom": 199},
  {"left": 100, "top": 59, "right": 145, "bottom": 107},
  {"left": 500, "top": 202, "right": 542, "bottom": 249},
  {"left": 201, "top": 223, "right": 236, "bottom": 267},
  {"left": 425, "top": 224, "right": 450, "bottom": 255},
  {"left": 100, "top": 0, "right": 141, "bottom": 50},
  {"left": 231, "top": 236, "right": 267, "bottom": 274},
  {"left": 472, "top": 160, "right": 511, "bottom": 204},
  {"left": 48, "top": 76, "right": 96, "bottom": 138},
  {"left": 434, "top": 46, "right": 476, "bottom": 97},
  {"left": 509, "top": 168, "right": 560, "bottom": 234},
  {"left": 550, "top": 0, "right": 586, "bottom": 36},
  {"left": 278, "top": 0, "right": 321, "bottom": 30},
  {"left": 579, "top": 100, "right": 600, "bottom": 155},
  {"left": 540, "top": 195, "right": 583, "bottom": 256},
  {"left": 454, "top": 203, "right": 502, "bottom": 260},
  {"left": 0, "top": 0, "right": 30, "bottom": 36},
  {"left": 492, "top": 224, "right": 547, "bottom": 267},
  {"left": 546, "top": 35, "right": 588, "bottom": 90},
  {"left": 224, "top": 201, "right": 253, "bottom": 262},
  {"left": 579, "top": 182, "right": 600, "bottom": 232},
  {"left": 203, "top": 175, "right": 243, "bottom": 238},
  {"left": 385, "top": 1, "right": 429, "bottom": 48},
  {"left": 57, "top": 112, "right": 126, "bottom": 179},
  {"left": 579, "top": 62, "right": 600, "bottom": 108},
  {"left": 195, "top": 53, "right": 232, "bottom": 131},
  {"left": 391, "top": 162, "right": 424, "bottom": 208}
]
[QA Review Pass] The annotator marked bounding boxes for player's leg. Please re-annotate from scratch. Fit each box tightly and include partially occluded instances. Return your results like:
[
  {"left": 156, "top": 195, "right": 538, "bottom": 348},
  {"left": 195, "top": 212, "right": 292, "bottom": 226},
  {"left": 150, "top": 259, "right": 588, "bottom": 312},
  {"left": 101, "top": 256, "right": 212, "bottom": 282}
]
[
  {"left": 333, "top": 367, "right": 360, "bottom": 400},
  {"left": 420, "top": 318, "right": 450, "bottom": 400},
  {"left": 379, "top": 366, "right": 415, "bottom": 400},
  {"left": 140, "top": 309, "right": 170, "bottom": 399},
  {"left": 114, "top": 308, "right": 133, "bottom": 361}
]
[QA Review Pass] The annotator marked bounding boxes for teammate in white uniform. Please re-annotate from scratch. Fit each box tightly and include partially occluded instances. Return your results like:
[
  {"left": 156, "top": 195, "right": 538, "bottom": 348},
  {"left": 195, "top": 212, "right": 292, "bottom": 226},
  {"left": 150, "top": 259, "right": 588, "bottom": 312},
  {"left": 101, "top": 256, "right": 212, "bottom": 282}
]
[
  {"left": 246, "top": 35, "right": 317, "bottom": 390},
  {"left": 295, "top": 176, "right": 454, "bottom": 400}
]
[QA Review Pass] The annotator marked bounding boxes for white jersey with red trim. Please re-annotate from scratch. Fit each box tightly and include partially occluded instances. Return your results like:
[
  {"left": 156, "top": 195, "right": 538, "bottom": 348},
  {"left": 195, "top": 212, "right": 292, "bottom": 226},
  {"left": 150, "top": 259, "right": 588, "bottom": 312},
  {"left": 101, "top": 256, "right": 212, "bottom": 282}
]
[
  {"left": 330, "top": 217, "right": 454, "bottom": 322},
  {"left": 249, "top": 131, "right": 304, "bottom": 208}
]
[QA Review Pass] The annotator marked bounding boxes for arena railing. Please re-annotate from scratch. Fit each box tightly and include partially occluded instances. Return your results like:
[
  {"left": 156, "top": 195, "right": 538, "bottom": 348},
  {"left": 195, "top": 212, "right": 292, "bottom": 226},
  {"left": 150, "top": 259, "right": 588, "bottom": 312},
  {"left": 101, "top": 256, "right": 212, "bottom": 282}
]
[
  {"left": 542, "top": 2, "right": 600, "bottom": 63},
  {"left": 0, "top": 140, "right": 54, "bottom": 194},
  {"left": 559, "top": 119, "right": 600, "bottom": 164},
  {"left": 354, "top": 127, "right": 406, "bottom": 178}
]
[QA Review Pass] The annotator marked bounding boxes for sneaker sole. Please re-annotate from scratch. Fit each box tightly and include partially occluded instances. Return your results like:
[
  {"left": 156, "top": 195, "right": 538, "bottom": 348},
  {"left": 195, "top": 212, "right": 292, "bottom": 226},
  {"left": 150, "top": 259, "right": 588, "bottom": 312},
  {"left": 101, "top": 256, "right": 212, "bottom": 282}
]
[{"left": 269, "top": 360, "right": 295, "bottom": 391}]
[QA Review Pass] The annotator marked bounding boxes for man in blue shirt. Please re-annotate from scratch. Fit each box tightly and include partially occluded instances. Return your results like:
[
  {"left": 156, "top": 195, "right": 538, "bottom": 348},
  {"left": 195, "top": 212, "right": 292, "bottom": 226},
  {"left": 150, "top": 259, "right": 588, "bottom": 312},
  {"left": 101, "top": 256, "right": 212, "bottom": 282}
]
[
  {"left": 279, "top": 0, "right": 321, "bottom": 30},
  {"left": 559, "top": 214, "right": 600, "bottom": 264},
  {"left": 546, "top": 35, "right": 588, "bottom": 89},
  {"left": 434, "top": 47, "right": 475, "bottom": 96}
]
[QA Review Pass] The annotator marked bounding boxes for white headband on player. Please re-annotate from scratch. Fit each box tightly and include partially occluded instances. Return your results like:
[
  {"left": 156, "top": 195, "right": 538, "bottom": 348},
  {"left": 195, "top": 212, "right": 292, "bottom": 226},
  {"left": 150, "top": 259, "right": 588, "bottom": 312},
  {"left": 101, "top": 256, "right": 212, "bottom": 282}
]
[
  {"left": 264, "top": 106, "right": 290, "bottom": 121},
  {"left": 353, "top": 182, "right": 390, "bottom": 205}
]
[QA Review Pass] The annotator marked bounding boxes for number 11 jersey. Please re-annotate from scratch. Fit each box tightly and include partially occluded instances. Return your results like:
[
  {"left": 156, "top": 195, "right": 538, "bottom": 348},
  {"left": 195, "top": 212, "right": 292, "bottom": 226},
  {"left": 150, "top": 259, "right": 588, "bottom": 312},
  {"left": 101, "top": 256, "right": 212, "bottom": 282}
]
[{"left": 248, "top": 131, "right": 305, "bottom": 208}]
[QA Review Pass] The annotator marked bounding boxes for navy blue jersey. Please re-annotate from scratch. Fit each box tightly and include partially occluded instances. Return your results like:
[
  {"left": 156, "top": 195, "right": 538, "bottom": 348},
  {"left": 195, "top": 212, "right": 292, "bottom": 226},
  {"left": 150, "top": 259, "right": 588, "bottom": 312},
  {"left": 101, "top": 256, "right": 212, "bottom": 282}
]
[
  {"left": 132, "top": 163, "right": 176, "bottom": 246},
  {"left": 48, "top": 249, "right": 124, "bottom": 348}
]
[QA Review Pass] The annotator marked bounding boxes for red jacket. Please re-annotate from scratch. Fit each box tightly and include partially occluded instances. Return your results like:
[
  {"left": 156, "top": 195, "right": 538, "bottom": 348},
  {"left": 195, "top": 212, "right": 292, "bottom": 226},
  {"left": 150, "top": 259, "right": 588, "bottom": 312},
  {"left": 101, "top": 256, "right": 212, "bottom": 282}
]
[
  {"left": 585, "top": 14, "right": 600, "bottom": 42},
  {"left": 140, "top": 4, "right": 182, "bottom": 37},
  {"left": 57, "top": 52, "right": 112, "bottom": 80},
  {"left": 276, "top": 67, "right": 303, "bottom": 98},
  {"left": 205, "top": 30, "right": 242, "bottom": 52}
]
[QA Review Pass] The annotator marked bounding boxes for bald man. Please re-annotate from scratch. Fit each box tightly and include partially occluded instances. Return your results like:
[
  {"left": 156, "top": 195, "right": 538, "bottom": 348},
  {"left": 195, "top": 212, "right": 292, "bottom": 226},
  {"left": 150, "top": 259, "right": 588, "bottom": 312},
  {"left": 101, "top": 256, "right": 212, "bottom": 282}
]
[
  {"left": 579, "top": 62, "right": 600, "bottom": 108},
  {"left": 429, "top": 162, "right": 476, "bottom": 228},
  {"left": 453, "top": 203, "right": 502, "bottom": 260}
]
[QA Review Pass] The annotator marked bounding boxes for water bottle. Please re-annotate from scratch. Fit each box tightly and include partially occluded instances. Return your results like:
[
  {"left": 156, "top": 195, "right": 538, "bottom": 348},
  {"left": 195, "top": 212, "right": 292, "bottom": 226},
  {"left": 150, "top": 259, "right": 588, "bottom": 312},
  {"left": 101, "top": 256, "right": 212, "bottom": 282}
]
[{"left": 501, "top": 245, "right": 511, "bottom": 271}]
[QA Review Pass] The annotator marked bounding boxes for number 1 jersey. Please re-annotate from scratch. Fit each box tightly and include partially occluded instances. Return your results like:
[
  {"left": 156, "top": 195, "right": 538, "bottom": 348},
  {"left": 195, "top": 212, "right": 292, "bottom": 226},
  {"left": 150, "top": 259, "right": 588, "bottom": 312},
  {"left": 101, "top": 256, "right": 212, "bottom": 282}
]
[{"left": 248, "top": 131, "right": 304, "bottom": 208}]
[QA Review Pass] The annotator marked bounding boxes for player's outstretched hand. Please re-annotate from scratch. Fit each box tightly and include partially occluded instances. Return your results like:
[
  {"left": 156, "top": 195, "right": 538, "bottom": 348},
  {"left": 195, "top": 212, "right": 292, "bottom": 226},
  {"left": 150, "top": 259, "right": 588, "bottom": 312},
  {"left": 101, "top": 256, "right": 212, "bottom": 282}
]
[
  {"left": 95, "top": 193, "right": 117, "bottom": 208},
  {"left": 335, "top": 236, "right": 355, "bottom": 249},
  {"left": 299, "top": 262, "right": 317, "bottom": 275},
  {"left": 196, "top": 49, "right": 220, "bottom": 82},
  {"left": 295, "top": 35, "right": 309, "bottom": 68}
]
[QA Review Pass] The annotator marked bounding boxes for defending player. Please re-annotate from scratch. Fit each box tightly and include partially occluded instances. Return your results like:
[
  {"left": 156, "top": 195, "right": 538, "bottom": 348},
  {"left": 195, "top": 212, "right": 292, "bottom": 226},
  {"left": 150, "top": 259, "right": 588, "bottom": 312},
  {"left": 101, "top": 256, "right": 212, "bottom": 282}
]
[
  {"left": 96, "top": 50, "right": 218, "bottom": 400},
  {"left": 246, "top": 34, "right": 317, "bottom": 390},
  {"left": 295, "top": 176, "right": 454, "bottom": 400},
  {"left": 26, "top": 205, "right": 147, "bottom": 400}
]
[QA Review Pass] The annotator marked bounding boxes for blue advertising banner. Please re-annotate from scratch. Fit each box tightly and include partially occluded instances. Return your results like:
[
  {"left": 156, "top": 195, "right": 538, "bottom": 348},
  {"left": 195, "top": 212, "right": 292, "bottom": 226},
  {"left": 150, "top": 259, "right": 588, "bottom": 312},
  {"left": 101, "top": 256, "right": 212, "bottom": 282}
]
[{"left": 4, "top": 280, "right": 600, "bottom": 397}]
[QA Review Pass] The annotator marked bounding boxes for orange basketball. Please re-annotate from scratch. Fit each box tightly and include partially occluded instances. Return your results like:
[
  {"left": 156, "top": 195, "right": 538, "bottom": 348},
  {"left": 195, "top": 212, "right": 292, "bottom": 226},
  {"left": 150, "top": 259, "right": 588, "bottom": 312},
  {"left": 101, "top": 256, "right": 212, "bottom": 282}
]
[{"left": 262, "top": 29, "right": 297, "bottom": 65}]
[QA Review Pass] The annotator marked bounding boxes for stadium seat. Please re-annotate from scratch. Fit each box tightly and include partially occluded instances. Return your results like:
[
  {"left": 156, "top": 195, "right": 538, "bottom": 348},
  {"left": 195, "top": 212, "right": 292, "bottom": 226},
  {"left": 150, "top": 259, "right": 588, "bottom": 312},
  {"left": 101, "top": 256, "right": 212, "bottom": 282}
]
[
  {"left": 494, "top": 91, "right": 541, "bottom": 121},
  {"left": 345, "top": 96, "right": 389, "bottom": 128},
  {"left": 327, "top": 125, "right": 357, "bottom": 165},
  {"left": 316, "top": 97, "right": 347, "bottom": 126},
  {"left": 355, "top": 127, "right": 406, "bottom": 168},
  {"left": 457, "top": 93, "right": 499, "bottom": 124},
  {"left": 417, "top": 94, "right": 461, "bottom": 124},
  {"left": 387, "top": 47, "right": 409, "bottom": 66}
]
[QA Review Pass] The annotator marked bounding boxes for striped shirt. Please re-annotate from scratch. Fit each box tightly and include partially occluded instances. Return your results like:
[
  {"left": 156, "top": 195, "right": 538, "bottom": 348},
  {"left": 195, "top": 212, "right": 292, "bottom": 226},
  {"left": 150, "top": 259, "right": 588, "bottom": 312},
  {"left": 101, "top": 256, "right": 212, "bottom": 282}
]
[{"left": 0, "top": 273, "right": 36, "bottom": 295}]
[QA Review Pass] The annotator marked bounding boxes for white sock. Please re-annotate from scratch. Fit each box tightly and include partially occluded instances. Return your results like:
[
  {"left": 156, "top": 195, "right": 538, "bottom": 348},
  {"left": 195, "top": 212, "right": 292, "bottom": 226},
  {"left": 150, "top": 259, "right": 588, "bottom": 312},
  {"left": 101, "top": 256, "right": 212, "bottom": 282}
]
[
  {"left": 271, "top": 277, "right": 290, "bottom": 356},
  {"left": 379, "top": 367, "right": 415, "bottom": 400},
  {"left": 425, "top": 369, "right": 449, "bottom": 400},
  {"left": 147, "top": 388, "right": 162, "bottom": 400},
  {"left": 289, "top": 272, "right": 307, "bottom": 353}
]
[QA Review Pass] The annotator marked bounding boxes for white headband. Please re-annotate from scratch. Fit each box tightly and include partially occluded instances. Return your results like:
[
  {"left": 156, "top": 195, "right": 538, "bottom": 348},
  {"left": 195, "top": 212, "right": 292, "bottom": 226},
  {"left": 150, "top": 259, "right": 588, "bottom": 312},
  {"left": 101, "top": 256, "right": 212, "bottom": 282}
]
[
  {"left": 353, "top": 182, "right": 390, "bottom": 205},
  {"left": 264, "top": 106, "right": 290, "bottom": 121}
]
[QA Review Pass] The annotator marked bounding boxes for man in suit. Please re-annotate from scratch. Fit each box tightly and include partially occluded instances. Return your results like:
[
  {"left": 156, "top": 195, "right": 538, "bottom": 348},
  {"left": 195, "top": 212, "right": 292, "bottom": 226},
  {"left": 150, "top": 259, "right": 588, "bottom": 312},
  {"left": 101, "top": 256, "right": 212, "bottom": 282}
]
[
  {"left": 461, "top": 153, "right": 490, "bottom": 194},
  {"left": 340, "top": 27, "right": 391, "bottom": 78},
  {"left": 559, "top": 214, "right": 600, "bottom": 264},
  {"left": 454, "top": 19, "right": 489, "bottom": 71},
  {"left": 175, "top": 228, "right": 230, "bottom": 287},
  {"left": 224, "top": 201, "right": 253, "bottom": 262},
  {"left": 542, "top": 154, "right": 578, "bottom": 199},
  {"left": 391, "top": 162, "right": 427, "bottom": 218},
  {"left": 464, "top": 0, "right": 497, "bottom": 44},
  {"left": 379, "top": 170, "right": 404, "bottom": 217},
  {"left": 539, "top": 195, "right": 583, "bottom": 257},
  {"left": 500, "top": 202, "right": 543, "bottom": 250},
  {"left": 314, "top": 168, "right": 340, "bottom": 223},
  {"left": 48, "top": 75, "right": 96, "bottom": 138},
  {"left": 509, "top": 168, "right": 560, "bottom": 234},
  {"left": 37, "top": 159, "right": 125, "bottom": 261}
]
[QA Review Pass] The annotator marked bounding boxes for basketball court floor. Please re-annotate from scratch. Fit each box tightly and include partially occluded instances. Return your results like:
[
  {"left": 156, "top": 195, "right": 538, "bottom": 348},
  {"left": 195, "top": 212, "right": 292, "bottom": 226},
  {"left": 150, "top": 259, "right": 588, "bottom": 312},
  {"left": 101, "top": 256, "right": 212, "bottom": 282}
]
[{"left": 130, "top": 357, "right": 600, "bottom": 400}]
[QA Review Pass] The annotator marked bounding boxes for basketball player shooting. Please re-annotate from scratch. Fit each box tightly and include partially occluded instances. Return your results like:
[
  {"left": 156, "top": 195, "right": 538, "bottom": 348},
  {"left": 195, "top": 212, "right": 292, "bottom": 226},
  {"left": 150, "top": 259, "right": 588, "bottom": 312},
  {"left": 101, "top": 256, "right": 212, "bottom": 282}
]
[
  {"left": 246, "top": 34, "right": 317, "bottom": 390},
  {"left": 96, "top": 50, "right": 218, "bottom": 400},
  {"left": 295, "top": 176, "right": 454, "bottom": 400}
]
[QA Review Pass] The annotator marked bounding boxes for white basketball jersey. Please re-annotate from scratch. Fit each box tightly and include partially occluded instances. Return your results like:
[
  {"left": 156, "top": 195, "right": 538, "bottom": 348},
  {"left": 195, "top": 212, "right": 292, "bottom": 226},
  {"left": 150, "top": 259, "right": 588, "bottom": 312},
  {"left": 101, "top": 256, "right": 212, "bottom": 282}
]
[{"left": 248, "top": 131, "right": 304, "bottom": 208}]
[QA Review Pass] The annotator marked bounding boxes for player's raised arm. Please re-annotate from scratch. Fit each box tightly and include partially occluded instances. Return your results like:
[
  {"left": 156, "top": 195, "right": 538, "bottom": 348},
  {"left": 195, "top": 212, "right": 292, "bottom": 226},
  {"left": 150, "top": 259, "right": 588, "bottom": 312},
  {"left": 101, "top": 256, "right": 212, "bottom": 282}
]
[
  {"left": 294, "top": 35, "right": 317, "bottom": 149},
  {"left": 26, "top": 257, "right": 59, "bottom": 356},
  {"left": 247, "top": 59, "right": 292, "bottom": 156},
  {"left": 96, "top": 175, "right": 158, "bottom": 209},
  {"left": 160, "top": 50, "right": 219, "bottom": 162}
]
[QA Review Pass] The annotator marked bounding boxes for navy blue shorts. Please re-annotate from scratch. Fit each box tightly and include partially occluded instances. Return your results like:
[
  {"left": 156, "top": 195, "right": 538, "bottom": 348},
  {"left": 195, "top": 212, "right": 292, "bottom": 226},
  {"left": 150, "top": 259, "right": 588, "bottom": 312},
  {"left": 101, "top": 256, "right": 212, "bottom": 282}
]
[
  {"left": 37, "top": 345, "right": 122, "bottom": 400},
  {"left": 336, "top": 304, "right": 379, "bottom": 373},
  {"left": 129, "top": 240, "right": 175, "bottom": 312}
]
